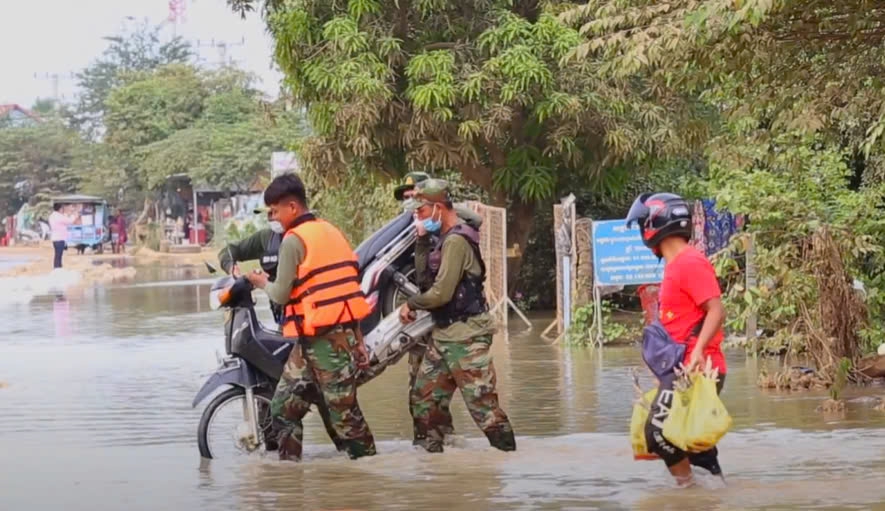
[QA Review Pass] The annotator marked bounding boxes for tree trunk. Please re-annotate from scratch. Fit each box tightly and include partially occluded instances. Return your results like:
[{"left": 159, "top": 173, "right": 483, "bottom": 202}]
[
  {"left": 134, "top": 196, "right": 154, "bottom": 225},
  {"left": 503, "top": 198, "right": 537, "bottom": 293},
  {"left": 456, "top": 154, "right": 536, "bottom": 297}
]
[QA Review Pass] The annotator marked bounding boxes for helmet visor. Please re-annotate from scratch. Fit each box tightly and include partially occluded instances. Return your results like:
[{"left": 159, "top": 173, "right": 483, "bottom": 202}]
[{"left": 625, "top": 193, "right": 653, "bottom": 228}]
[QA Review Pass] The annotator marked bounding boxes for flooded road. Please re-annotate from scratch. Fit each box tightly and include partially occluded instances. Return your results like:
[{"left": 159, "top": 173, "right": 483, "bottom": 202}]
[{"left": 2, "top": 267, "right": 885, "bottom": 510}]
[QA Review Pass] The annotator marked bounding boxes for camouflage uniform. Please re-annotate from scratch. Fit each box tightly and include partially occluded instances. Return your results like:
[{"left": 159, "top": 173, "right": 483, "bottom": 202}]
[
  {"left": 411, "top": 335, "right": 513, "bottom": 452},
  {"left": 270, "top": 328, "right": 376, "bottom": 461},
  {"left": 407, "top": 341, "right": 454, "bottom": 444},
  {"left": 395, "top": 172, "right": 483, "bottom": 446},
  {"left": 405, "top": 179, "right": 516, "bottom": 453}
]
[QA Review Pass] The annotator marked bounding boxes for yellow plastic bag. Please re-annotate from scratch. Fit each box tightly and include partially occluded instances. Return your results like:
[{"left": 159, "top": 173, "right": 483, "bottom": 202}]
[
  {"left": 662, "top": 372, "right": 732, "bottom": 452},
  {"left": 630, "top": 388, "right": 660, "bottom": 460}
]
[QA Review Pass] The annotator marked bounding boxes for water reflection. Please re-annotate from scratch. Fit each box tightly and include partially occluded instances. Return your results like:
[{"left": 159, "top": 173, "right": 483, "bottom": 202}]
[
  {"left": 52, "top": 293, "right": 72, "bottom": 338},
  {"left": 1, "top": 269, "right": 885, "bottom": 510}
]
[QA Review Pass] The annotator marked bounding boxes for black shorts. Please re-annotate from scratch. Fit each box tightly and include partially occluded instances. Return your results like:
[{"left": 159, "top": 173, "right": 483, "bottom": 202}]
[{"left": 644, "top": 373, "right": 726, "bottom": 473}]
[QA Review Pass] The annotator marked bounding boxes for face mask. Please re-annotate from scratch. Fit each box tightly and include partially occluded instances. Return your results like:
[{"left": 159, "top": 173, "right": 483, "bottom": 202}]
[
  {"left": 268, "top": 221, "right": 285, "bottom": 234},
  {"left": 422, "top": 218, "right": 442, "bottom": 233},
  {"left": 421, "top": 204, "right": 441, "bottom": 233}
]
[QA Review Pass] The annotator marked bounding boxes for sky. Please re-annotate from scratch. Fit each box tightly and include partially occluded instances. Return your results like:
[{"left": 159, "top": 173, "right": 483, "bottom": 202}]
[{"left": 0, "top": 0, "right": 282, "bottom": 107}]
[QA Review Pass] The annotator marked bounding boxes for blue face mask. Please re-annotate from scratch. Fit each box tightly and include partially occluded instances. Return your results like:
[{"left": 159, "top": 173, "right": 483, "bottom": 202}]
[
  {"left": 422, "top": 205, "right": 441, "bottom": 233},
  {"left": 422, "top": 218, "right": 442, "bottom": 233}
]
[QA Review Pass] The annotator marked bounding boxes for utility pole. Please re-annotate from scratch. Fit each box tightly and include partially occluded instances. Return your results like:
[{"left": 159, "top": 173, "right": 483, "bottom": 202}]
[
  {"left": 32, "top": 72, "right": 75, "bottom": 103},
  {"left": 195, "top": 37, "right": 246, "bottom": 68}
]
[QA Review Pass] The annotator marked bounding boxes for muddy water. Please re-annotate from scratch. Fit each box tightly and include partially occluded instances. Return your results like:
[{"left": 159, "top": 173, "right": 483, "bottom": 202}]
[{"left": 2, "top": 270, "right": 885, "bottom": 511}]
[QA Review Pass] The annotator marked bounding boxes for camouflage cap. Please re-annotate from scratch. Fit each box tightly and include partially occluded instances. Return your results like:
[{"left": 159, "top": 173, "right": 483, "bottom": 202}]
[
  {"left": 402, "top": 197, "right": 421, "bottom": 212},
  {"left": 411, "top": 179, "right": 451, "bottom": 208},
  {"left": 393, "top": 171, "right": 432, "bottom": 201}
]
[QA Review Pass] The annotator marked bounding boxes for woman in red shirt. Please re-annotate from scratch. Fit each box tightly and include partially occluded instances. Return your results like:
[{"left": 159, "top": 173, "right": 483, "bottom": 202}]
[{"left": 627, "top": 192, "right": 727, "bottom": 487}]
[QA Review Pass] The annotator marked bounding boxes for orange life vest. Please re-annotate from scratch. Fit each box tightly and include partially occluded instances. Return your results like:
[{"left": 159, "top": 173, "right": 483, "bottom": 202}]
[{"left": 282, "top": 214, "right": 371, "bottom": 338}]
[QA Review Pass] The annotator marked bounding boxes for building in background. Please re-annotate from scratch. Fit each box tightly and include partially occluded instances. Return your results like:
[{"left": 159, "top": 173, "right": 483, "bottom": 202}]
[{"left": 0, "top": 104, "right": 41, "bottom": 127}]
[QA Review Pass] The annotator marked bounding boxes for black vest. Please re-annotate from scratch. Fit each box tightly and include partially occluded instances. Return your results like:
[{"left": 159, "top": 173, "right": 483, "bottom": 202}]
[
  {"left": 425, "top": 224, "right": 488, "bottom": 327},
  {"left": 261, "top": 231, "right": 283, "bottom": 282}
]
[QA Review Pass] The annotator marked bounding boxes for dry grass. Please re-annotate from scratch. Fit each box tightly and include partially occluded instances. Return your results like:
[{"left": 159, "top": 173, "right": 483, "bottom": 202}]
[{"left": 757, "top": 228, "right": 870, "bottom": 391}]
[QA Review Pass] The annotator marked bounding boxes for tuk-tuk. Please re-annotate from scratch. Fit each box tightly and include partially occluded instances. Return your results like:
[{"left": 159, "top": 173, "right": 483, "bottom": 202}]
[{"left": 51, "top": 195, "right": 110, "bottom": 254}]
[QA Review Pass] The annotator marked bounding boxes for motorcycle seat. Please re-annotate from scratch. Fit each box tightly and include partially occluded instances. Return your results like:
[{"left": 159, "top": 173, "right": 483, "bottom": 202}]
[{"left": 253, "top": 326, "right": 294, "bottom": 351}]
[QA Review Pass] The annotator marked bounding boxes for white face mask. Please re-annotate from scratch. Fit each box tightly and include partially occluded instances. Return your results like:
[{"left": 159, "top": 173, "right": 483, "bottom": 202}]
[{"left": 269, "top": 221, "right": 285, "bottom": 234}]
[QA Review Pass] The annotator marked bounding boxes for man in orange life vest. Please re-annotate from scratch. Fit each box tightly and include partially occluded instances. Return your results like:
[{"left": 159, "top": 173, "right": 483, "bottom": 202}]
[{"left": 245, "top": 173, "right": 376, "bottom": 461}]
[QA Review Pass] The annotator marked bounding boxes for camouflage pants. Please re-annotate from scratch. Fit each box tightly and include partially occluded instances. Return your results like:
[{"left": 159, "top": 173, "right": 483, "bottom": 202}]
[
  {"left": 408, "top": 341, "right": 454, "bottom": 444},
  {"left": 270, "top": 330, "right": 376, "bottom": 461},
  {"left": 411, "top": 335, "right": 516, "bottom": 453}
]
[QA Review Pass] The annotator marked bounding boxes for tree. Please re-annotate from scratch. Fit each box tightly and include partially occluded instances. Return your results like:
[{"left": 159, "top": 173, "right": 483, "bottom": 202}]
[
  {"left": 99, "top": 64, "right": 302, "bottom": 209},
  {"left": 562, "top": 0, "right": 885, "bottom": 363},
  {"left": 30, "top": 98, "right": 58, "bottom": 117},
  {"left": 227, "top": 0, "right": 707, "bottom": 281},
  {"left": 71, "top": 19, "right": 192, "bottom": 138},
  {"left": 562, "top": 0, "right": 885, "bottom": 183},
  {"left": 0, "top": 122, "right": 83, "bottom": 218}
]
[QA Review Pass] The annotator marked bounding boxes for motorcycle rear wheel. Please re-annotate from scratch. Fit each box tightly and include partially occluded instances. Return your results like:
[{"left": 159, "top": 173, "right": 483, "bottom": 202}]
[{"left": 197, "top": 386, "right": 274, "bottom": 460}]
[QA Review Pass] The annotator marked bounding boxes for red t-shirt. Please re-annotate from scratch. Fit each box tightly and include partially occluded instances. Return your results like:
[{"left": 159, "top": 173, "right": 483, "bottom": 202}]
[{"left": 658, "top": 246, "right": 727, "bottom": 373}]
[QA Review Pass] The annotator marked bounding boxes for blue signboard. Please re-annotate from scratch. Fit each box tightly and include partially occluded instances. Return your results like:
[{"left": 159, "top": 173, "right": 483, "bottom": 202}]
[{"left": 592, "top": 219, "right": 664, "bottom": 286}]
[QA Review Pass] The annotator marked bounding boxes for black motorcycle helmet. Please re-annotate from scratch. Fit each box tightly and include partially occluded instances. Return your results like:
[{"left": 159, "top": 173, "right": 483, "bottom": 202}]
[{"left": 625, "top": 192, "right": 692, "bottom": 251}]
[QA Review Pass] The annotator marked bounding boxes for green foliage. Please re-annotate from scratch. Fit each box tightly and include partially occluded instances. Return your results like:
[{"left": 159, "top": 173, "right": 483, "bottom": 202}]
[
  {"left": 1, "top": 20, "right": 300, "bottom": 231},
  {"left": 303, "top": 164, "right": 403, "bottom": 245},
  {"left": 709, "top": 134, "right": 885, "bottom": 356},
  {"left": 71, "top": 19, "right": 193, "bottom": 138},
  {"left": 102, "top": 64, "right": 304, "bottom": 195},
  {"left": 565, "top": 301, "right": 638, "bottom": 346},
  {"left": 105, "top": 64, "right": 207, "bottom": 156},
  {"left": 562, "top": 0, "right": 885, "bottom": 362},
  {"left": 830, "top": 358, "right": 852, "bottom": 401},
  {"left": 231, "top": 0, "right": 704, "bottom": 238},
  {"left": 223, "top": 218, "right": 261, "bottom": 246},
  {"left": 0, "top": 122, "right": 84, "bottom": 217}
]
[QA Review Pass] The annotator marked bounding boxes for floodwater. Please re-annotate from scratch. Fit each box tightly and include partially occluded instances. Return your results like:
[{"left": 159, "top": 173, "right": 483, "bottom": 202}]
[{"left": 2, "top": 266, "right": 885, "bottom": 511}]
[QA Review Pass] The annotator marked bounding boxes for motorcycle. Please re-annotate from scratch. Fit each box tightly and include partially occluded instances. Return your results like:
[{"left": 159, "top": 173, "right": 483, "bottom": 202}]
[{"left": 193, "top": 212, "right": 433, "bottom": 459}]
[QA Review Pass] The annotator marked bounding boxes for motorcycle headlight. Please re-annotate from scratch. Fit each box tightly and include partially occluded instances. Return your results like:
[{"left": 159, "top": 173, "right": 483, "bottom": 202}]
[{"left": 209, "top": 287, "right": 231, "bottom": 310}]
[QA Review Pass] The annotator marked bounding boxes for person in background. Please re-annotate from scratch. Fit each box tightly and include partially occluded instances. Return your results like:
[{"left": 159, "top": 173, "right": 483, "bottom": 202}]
[
  {"left": 183, "top": 213, "right": 192, "bottom": 243},
  {"left": 109, "top": 216, "right": 120, "bottom": 254},
  {"left": 393, "top": 171, "right": 484, "bottom": 447},
  {"left": 399, "top": 179, "right": 516, "bottom": 454},
  {"left": 114, "top": 210, "right": 127, "bottom": 253},
  {"left": 626, "top": 192, "right": 728, "bottom": 488},
  {"left": 49, "top": 204, "right": 77, "bottom": 269},
  {"left": 245, "top": 173, "right": 376, "bottom": 461},
  {"left": 218, "top": 206, "right": 286, "bottom": 325},
  {"left": 394, "top": 171, "right": 484, "bottom": 226}
]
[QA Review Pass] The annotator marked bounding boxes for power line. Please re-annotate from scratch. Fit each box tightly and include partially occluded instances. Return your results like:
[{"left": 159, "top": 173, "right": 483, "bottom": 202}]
[
  {"left": 194, "top": 37, "right": 246, "bottom": 68},
  {"left": 32, "top": 72, "right": 76, "bottom": 102}
]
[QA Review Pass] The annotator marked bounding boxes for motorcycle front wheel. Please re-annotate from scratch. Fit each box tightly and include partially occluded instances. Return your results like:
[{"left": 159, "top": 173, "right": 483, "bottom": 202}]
[{"left": 197, "top": 387, "right": 274, "bottom": 460}]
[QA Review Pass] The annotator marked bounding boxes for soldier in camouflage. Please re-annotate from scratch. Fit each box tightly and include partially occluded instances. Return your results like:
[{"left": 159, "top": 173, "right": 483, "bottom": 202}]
[
  {"left": 393, "top": 172, "right": 484, "bottom": 446},
  {"left": 270, "top": 328, "right": 376, "bottom": 460},
  {"left": 399, "top": 179, "right": 516, "bottom": 453}
]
